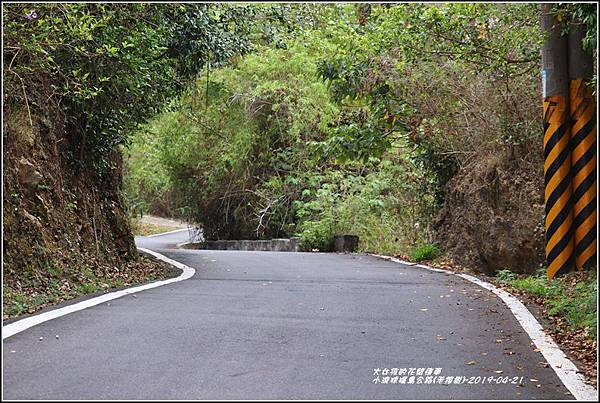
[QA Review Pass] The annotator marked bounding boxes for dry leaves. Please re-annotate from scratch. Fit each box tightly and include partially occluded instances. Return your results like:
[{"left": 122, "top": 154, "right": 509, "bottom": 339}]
[
  {"left": 4, "top": 255, "right": 174, "bottom": 320},
  {"left": 486, "top": 272, "right": 597, "bottom": 389}
]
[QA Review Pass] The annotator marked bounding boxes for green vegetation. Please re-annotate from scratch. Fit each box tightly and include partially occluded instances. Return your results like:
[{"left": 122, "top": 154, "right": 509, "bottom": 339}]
[
  {"left": 124, "top": 5, "right": 440, "bottom": 254},
  {"left": 124, "top": 3, "right": 596, "bottom": 270},
  {"left": 3, "top": 258, "right": 171, "bottom": 319},
  {"left": 3, "top": 3, "right": 292, "bottom": 174},
  {"left": 3, "top": 3, "right": 596, "bottom": 326},
  {"left": 409, "top": 243, "right": 442, "bottom": 262},
  {"left": 496, "top": 270, "right": 597, "bottom": 340},
  {"left": 3, "top": 3, "right": 292, "bottom": 317}
]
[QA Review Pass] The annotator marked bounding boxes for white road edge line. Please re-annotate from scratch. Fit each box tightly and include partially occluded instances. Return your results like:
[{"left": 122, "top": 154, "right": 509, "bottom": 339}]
[
  {"left": 371, "top": 254, "right": 598, "bottom": 401},
  {"left": 2, "top": 247, "right": 195, "bottom": 340}
]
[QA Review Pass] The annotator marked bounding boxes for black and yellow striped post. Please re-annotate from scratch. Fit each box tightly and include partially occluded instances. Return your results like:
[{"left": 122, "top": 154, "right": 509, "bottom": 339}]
[
  {"left": 541, "top": 5, "right": 575, "bottom": 278},
  {"left": 543, "top": 96, "right": 576, "bottom": 278},
  {"left": 568, "top": 25, "right": 597, "bottom": 270}
]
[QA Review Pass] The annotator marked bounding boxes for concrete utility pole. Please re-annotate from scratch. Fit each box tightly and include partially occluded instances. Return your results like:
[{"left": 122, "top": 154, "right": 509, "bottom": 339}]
[
  {"left": 541, "top": 4, "right": 575, "bottom": 279},
  {"left": 567, "top": 23, "right": 597, "bottom": 270}
]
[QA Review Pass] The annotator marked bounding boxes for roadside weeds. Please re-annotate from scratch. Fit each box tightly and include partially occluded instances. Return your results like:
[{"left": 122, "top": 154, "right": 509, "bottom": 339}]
[{"left": 3, "top": 253, "right": 176, "bottom": 322}]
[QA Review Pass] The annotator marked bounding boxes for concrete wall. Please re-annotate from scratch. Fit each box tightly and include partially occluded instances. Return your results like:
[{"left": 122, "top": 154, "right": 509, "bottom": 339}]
[
  {"left": 182, "top": 235, "right": 359, "bottom": 253},
  {"left": 182, "top": 238, "right": 300, "bottom": 252}
]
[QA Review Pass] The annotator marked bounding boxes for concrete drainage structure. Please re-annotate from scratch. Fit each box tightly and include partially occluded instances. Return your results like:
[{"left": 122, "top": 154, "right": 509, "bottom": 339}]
[
  {"left": 182, "top": 235, "right": 360, "bottom": 253},
  {"left": 182, "top": 238, "right": 301, "bottom": 252}
]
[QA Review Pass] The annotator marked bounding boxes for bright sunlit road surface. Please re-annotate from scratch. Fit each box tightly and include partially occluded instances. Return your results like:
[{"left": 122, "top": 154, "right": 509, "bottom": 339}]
[{"left": 3, "top": 230, "right": 575, "bottom": 399}]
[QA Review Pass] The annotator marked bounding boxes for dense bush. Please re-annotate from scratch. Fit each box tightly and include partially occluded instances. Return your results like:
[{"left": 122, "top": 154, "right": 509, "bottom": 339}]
[
  {"left": 124, "top": 3, "right": 596, "bottom": 272},
  {"left": 409, "top": 243, "right": 442, "bottom": 262},
  {"left": 139, "top": 38, "right": 339, "bottom": 240},
  {"left": 292, "top": 154, "right": 436, "bottom": 253},
  {"left": 3, "top": 3, "right": 305, "bottom": 175},
  {"left": 125, "top": 16, "right": 438, "bottom": 253}
]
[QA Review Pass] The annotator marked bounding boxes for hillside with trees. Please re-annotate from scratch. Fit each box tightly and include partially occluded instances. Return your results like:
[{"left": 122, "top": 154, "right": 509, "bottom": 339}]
[
  {"left": 3, "top": 3, "right": 597, "bottom": 376},
  {"left": 125, "top": 3, "right": 595, "bottom": 274}
]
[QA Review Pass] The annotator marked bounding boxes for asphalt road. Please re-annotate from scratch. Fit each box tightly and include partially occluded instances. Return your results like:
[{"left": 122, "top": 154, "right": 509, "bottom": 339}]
[{"left": 3, "top": 230, "right": 574, "bottom": 399}]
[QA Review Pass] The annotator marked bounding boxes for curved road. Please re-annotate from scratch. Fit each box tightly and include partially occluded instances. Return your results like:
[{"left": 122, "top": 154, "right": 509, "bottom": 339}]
[{"left": 3, "top": 230, "right": 575, "bottom": 399}]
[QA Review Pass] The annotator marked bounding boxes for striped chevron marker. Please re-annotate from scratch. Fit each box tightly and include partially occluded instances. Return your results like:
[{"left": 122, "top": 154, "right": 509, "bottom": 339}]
[
  {"left": 569, "top": 79, "right": 597, "bottom": 270},
  {"left": 543, "top": 95, "right": 575, "bottom": 278}
]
